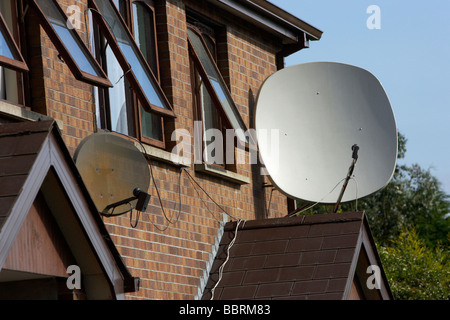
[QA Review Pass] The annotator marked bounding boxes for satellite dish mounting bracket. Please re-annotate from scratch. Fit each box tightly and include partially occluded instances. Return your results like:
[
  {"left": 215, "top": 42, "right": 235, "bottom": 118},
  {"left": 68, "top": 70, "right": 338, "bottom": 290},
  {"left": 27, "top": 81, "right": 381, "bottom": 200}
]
[
  {"left": 333, "top": 144, "right": 359, "bottom": 213},
  {"left": 101, "top": 188, "right": 151, "bottom": 216}
]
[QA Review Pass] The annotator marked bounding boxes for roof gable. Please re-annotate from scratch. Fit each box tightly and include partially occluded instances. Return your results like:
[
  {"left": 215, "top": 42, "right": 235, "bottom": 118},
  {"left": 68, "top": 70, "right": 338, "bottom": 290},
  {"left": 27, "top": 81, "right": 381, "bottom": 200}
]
[
  {"left": 0, "top": 121, "right": 138, "bottom": 299},
  {"left": 202, "top": 212, "right": 392, "bottom": 300}
]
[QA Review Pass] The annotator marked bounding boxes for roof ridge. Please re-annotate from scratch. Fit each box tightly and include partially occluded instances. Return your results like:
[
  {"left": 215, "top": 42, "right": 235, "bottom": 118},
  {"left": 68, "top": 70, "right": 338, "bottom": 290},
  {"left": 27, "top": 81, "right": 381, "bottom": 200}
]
[
  {"left": 0, "top": 120, "right": 55, "bottom": 135},
  {"left": 224, "top": 211, "right": 365, "bottom": 231}
]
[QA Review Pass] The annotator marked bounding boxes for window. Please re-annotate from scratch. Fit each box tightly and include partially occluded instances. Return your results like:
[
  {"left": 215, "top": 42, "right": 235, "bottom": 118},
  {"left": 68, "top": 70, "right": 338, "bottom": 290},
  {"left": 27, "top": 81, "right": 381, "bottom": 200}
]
[
  {"left": 132, "top": 1, "right": 164, "bottom": 144},
  {"left": 187, "top": 21, "right": 248, "bottom": 167},
  {"left": 0, "top": 0, "right": 28, "bottom": 104},
  {"left": 29, "top": 0, "right": 111, "bottom": 87},
  {"left": 89, "top": 0, "right": 173, "bottom": 148},
  {"left": 0, "top": 11, "right": 27, "bottom": 72}
]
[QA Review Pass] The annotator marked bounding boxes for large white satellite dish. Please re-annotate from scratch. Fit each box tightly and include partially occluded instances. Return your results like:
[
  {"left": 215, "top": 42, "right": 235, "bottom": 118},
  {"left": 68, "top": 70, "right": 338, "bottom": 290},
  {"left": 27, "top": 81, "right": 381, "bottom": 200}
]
[{"left": 255, "top": 62, "right": 397, "bottom": 205}]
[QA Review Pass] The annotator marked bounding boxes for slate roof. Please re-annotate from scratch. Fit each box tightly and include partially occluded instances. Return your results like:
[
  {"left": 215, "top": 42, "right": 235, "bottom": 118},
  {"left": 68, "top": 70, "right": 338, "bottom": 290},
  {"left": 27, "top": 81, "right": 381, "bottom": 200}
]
[{"left": 202, "top": 211, "right": 392, "bottom": 300}]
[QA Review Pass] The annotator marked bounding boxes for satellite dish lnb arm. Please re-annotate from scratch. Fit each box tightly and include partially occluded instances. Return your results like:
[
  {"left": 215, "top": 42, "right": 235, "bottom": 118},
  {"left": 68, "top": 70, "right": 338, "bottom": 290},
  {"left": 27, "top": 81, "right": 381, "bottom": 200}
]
[
  {"left": 333, "top": 144, "right": 359, "bottom": 213},
  {"left": 101, "top": 188, "right": 151, "bottom": 216}
]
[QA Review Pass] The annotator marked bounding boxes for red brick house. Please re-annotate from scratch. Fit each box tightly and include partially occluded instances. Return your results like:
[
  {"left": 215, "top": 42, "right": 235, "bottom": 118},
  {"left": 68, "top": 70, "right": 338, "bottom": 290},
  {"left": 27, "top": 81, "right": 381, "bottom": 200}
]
[{"left": 0, "top": 0, "right": 390, "bottom": 300}]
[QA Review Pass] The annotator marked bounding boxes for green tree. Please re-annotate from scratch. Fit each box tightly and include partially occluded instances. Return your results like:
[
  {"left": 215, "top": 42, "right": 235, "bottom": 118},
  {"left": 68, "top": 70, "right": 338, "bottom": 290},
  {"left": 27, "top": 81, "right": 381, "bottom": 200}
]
[{"left": 379, "top": 227, "right": 449, "bottom": 300}]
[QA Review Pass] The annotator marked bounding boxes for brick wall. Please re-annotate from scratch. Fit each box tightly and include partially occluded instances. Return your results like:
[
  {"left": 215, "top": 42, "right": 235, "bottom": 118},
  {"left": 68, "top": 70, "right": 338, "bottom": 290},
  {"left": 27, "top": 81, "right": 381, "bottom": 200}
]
[{"left": 31, "top": 0, "right": 290, "bottom": 299}]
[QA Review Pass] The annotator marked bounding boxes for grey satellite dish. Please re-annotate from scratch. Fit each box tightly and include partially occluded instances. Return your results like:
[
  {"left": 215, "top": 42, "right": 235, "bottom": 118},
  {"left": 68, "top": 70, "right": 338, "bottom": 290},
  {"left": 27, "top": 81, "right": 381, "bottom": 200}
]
[
  {"left": 255, "top": 62, "right": 397, "bottom": 205},
  {"left": 74, "top": 132, "right": 151, "bottom": 215}
]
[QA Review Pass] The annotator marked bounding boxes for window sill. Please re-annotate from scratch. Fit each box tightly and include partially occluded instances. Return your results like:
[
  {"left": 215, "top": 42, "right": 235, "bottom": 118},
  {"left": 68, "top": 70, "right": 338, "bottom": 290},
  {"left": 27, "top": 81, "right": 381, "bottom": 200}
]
[
  {"left": 132, "top": 140, "right": 190, "bottom": 168},
  {"left": 194, "top": 163, "right": 250, "bottom": 185},
  {"left": 0, "top": 99, "right": 63, "bottom": 130}
]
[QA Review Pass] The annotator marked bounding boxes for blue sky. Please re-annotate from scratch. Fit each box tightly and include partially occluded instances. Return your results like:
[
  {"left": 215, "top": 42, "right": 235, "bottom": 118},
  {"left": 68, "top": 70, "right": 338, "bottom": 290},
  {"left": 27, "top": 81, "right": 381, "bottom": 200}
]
[{"left": 271, "top": 0, "right": 450, "bottom": 195}]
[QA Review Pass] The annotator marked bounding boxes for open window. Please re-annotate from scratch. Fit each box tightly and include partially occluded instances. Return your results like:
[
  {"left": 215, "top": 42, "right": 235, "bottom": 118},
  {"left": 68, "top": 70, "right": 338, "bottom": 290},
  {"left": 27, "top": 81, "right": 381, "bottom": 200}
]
[
  {"left": 187, "top": 23, "right": 248, "bottom": 166},
  {"left": 28, "top": 0, "right": 112, "bottom": 87},
  {"left": 88, "top": 0, "right": 170, "bottom": 148},
  {"left": 88, "top": 0, "right": 175, "bottom": 119},
  {"left": 0, "top": 1, "right": 27, "bottom": 105},
  {"left": 132, "top": 0, "right": 164, "bottom": 146},
  {"left": 0, "top": 11, "right": 28, "bottom": 72}
]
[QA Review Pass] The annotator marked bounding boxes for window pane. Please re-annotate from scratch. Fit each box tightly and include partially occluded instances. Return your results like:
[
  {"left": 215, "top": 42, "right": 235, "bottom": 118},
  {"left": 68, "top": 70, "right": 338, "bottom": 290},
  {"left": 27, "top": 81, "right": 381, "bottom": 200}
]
[
  {"left": 95, "top": 0, "right": 168, "bottom": 110},
  {"left": 0, "top": 66, "right": 19, "bottom": 102},
  {"left": 106, "top": 46, "right": 129, "bottom": 135},
  {"left": 0, "top": 1, "right": 18, "bottom": 61},
  {"left": 0, "top": 67, "right": 5, "bottom": 99},
  {"left": 0, "top": 27, "right": 15, "bottom": 59},
  {"left": 201, "top": 78, "right": 220, "bottom": 132},
  {"left": 35, "top": 0, "right": 101, "bottom": 77},
  {"left": 201, "top": 80, "right": 221, "bottom": 163},
  {"left": 132, "top": 2, "right": 162, "bottom": 141},
  {"left": 118, "top": 42, "right": 165, "bottom": 109},
  {"left": 187, "top": 28, "right": 247, "bottom": 143},
  {"left": 140, "top": 105, "right": 163, "bottom": 140},
  {"left": 132, "top": 2, "right": 157, "bottom": 74},
  {"left": 0, "top": 7, "right": 28, "bottom": 73}
]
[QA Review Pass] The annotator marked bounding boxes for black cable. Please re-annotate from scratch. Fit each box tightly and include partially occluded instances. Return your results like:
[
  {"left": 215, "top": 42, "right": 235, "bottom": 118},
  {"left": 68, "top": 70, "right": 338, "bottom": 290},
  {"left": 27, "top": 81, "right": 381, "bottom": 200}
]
[
  {"left": 184, "top": 169, "right": 222, "bottom": 223},
  {"left": 182, "top": 168, "right": 239, "bottom": 221},
  {"left": 266, "top": 187, "right": 274, "bottom": 218},
  {"left": 101, "top": 202, "right": 133, "bottom": 217},
  {"left": 130, "top": 209, "right": 140, "bottom": 228},
  {"left": 147, "top": 160, "right": 184, "bottom": 227}
]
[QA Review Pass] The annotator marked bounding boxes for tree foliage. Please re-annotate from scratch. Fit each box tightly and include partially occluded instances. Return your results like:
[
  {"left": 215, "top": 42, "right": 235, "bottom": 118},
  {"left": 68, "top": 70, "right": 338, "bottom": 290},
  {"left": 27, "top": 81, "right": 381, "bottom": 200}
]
[{"left": 379, "top": 228, "right": 449, "bottom": 300}]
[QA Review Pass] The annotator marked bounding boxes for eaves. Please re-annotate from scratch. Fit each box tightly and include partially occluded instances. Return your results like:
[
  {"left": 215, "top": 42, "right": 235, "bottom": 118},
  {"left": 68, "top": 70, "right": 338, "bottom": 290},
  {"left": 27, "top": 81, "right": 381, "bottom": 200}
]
[{"left": 207, "top": 0, "right": 323, "bottom": 43}]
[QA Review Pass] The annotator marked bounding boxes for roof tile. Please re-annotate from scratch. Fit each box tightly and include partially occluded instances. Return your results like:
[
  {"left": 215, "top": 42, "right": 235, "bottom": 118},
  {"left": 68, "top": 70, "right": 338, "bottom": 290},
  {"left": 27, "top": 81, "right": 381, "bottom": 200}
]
[
  {"left": 229, "top": 242, "right": 254, "bottom": 257},
  {"left": 250, "top": 239, "right": 288, "bottom": 255},
  {"left": 308, "top": 220, "right": 361, "bottom": 237},
  {"left": 220, "top": 285, "right": 258, "bottom": 300},
  {"left": 218, "top": 270, "right": 245, "bottom": 287},
  {"left": 0, "top": 154, "right": 37, "bottom": 176},
  {"left": 286, "top": 237, "right": 323, "bottom": 252},
  {"left": 0, "top": 132, "right": 49, "bottom": 157},
  {"left": 321, "top": 234, "right": 359, "bottom": 249},
  {"left": 300, "top": 250, "right": 337, "bottom": 265},
  {"left": 292, "top": 280, "right": 328, "bottom": 295},
  {"left": 327, "top": 278, "right": 348, "bottom": 292},
  {"left": 0, "top": 175, "right": 28, "bottom": 197},
  {"left": 335, "top": 248, "right": 356, "bottom": 263},
  {"left": 314, "top": 263, "right": 352, "bottom": 279},
  {"left": 264, "top": 252, "right": 301, "bottom": 268},
  {"left": 0, "top": 196, "right": 16, "bottom": 216},
  {"left": 308, "top": 292, "right": 343, "bottom": 300},
  {"left": 243, "top": 268, "right": 280, "bottom": 284},
  {"left": 231, "top": 255, "right": 267, "bottom": 271},
  {"left": 278, "top": 265, "right": 315, "bottom": 281},
  {"left": 256, "top": 282, "right": 293, "bottom": 298}
]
